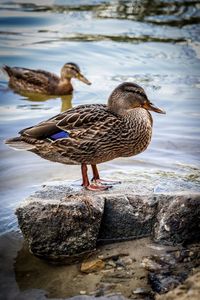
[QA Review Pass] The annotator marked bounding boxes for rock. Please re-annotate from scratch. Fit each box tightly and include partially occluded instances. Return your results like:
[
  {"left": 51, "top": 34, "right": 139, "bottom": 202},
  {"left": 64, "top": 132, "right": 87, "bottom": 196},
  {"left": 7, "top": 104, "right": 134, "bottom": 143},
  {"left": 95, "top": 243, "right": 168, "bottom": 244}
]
[
  {"left": 15, "top": 181, "right": 200, "bottom": 261},
  {"left": 79, "top": 291, "right": 87, "bottom": 295},
  {"left": 141, "top": 257, "right": 163, "bottom": 272},
  {"left": 144, "top": 244, "right": 200, "bottom": 295},
  {"left": 132, "top": 287, "right": 151, "bottom": 294},
  {"left": 81, "top": 259, "right": 105, "bottom": 273},
  {"left": 154, "top": 193, "right": 200, "bottom": 245},
  {"left": 16, "top": 185, "right": 104, "bottom": 261},
  {"left": 98, "top": 192, "right": 200, "bottom": 245},
  {"left": 156, "top": 270, "right": 200, "bottom": 300},
  {"left": 120, "top": 257, "right": 133, "bottom": 265},
  {"left": 149, "top": 272, "right": 186, "bottom": 294},
  {"left": 98, "top": 194, "right": 157, "bottom": 241},
  {"left": 106, "top": 260, "right": 116, "bottom": 268}
]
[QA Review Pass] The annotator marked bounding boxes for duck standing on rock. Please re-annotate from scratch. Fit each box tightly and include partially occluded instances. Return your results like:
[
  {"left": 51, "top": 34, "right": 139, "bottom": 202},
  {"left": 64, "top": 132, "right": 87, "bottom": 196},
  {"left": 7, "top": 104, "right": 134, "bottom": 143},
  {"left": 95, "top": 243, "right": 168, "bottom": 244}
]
[
  {"left": 2, "top": 62, "right": 91, "bottom": 95},
  {"left": 5, "top": 82, "right": 165, "bottom": 191}
]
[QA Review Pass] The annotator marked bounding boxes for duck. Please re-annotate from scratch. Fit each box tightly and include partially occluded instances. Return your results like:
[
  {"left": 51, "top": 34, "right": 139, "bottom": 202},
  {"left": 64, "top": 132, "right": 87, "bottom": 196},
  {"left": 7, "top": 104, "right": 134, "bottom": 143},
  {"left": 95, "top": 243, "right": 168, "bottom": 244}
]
[
  {"left": 2, "top": 62, "right": 91, "bottom": 95},
  {"left": 5, "top": 82, "right": 165, "bottom": 191}
]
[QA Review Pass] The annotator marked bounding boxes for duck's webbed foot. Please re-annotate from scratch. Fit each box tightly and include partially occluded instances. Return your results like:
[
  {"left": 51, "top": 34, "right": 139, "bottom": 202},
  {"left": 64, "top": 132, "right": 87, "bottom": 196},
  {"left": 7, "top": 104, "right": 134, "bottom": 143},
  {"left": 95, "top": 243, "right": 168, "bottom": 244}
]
[
  {"left": 85, "top": 183, "right": 111, "bottom": 191},
  {"left": 91, "top": 164, "right": 121, "bottom": 186}
]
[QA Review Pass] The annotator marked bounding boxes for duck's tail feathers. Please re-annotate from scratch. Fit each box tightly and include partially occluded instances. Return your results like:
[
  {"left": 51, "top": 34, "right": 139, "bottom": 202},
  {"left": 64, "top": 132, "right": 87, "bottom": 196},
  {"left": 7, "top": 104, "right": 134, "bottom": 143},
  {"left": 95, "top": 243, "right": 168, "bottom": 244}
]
[{"left": 5, "top": 137, "right": 36, "bottom": 151}]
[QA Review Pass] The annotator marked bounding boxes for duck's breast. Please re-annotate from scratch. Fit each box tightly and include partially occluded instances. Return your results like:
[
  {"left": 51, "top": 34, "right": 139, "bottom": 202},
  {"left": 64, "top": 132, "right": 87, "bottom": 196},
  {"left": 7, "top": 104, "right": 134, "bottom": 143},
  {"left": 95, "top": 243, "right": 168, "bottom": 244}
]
[{"left": 120, "top": 108, "right": 153, "bottom": 157}]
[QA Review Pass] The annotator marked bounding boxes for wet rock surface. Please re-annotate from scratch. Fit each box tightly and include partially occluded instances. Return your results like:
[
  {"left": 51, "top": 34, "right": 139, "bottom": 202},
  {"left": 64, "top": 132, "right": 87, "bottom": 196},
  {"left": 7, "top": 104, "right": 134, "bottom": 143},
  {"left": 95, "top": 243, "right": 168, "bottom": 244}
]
[{"left": 143, "top": 243, "right": 200, "bottom": 296}]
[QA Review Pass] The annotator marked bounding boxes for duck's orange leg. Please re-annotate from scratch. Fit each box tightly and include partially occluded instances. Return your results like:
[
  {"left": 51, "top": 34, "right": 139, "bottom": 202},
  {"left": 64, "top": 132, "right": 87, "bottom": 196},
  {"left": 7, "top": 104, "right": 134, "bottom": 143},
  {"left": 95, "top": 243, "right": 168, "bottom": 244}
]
[
  {"left": 81, "top": 163, "right": 109, "bottom": 191},
  {"left": 91, "top": 164, "right": 121, "bottom": 185}
]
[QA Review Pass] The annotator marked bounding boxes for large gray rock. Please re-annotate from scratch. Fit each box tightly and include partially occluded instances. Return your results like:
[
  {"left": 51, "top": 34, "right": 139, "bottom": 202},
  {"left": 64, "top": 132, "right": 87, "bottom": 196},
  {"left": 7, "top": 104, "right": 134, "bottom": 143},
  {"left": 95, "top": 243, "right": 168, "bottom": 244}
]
[
  {"left": 16, "top": 185, "right": 104, "bottom": 262},
  {"left": 16, "top": 182, "right": 200, "bottom": 261}
]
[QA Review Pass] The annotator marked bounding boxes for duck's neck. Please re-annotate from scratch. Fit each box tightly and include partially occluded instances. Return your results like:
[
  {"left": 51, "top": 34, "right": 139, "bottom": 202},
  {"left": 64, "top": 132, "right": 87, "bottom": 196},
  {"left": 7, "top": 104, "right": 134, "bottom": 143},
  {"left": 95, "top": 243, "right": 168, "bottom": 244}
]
[
  {"left": 57, "top": 78, "right": 73, "bottom": 94},
  {"left": 108, "top": 99, "right": 130, "bottom": 115}
]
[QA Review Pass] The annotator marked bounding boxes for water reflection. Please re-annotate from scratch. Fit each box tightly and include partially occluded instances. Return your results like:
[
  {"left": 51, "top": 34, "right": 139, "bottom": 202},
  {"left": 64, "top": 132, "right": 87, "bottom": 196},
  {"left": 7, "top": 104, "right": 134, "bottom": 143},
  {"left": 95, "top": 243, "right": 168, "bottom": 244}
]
[
  {"left": 2, "top": 0, "right": 199, "bottom": 27},
  {"left": 96, "top": 0, "right": 200, "bottom": 26},
  {"left": 0, "top": 0, "right": 199, "bottom": 46},
  {"left": 18, "top": 92, "right": 73, "bottom": 112}
]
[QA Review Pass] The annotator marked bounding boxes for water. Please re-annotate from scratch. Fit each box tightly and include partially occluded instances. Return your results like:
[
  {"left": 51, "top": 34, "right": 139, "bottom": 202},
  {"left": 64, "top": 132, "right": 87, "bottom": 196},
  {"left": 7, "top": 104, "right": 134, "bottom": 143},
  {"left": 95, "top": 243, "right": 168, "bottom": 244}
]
[{"left": 0, "top": 0, "right": 200, "bottom": 298}]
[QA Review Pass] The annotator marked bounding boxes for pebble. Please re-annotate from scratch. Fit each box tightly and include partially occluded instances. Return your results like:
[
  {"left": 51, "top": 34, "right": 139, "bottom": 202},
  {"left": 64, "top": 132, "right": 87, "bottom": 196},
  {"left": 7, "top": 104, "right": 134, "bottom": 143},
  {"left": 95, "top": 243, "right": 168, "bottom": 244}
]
[
  {"left": 116, "top": 259, "right": 126, "bottom": 268},
  {"left": 121, "top": 257, "right": 133, "bottom": 265},
  {"left": 141, "top": 257, "right": 162, "bottom": 271},
  {"left": 106, "top": 260, "right": 116, "bottom": 268},
  {"left": 132, "top": 287, "right": 150, "bottom": 295},
  {"left": 81, "top": 259, "right": 105, "bottom": 273},
  {"left": 98, "top": 255, "right": 104, "bottom": 260}
]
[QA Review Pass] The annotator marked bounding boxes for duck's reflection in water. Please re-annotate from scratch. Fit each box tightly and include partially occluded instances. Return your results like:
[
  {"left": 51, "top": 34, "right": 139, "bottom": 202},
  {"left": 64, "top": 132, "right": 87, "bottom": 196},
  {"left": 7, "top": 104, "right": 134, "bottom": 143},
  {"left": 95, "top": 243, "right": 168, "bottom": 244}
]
[{"left": 19, "top": 91, "right": 73, "bottom": 112}]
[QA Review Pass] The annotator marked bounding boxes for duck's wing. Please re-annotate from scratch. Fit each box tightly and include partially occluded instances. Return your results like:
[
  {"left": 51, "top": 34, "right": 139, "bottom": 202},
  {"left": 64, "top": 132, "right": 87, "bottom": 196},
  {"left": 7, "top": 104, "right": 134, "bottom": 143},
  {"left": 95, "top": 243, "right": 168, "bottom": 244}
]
[
  {"left": 3, "top": 65, "right": 59, "bottom": 86},
  {"left": 19, "top": 104, "right": 116, "bottom": 140}
]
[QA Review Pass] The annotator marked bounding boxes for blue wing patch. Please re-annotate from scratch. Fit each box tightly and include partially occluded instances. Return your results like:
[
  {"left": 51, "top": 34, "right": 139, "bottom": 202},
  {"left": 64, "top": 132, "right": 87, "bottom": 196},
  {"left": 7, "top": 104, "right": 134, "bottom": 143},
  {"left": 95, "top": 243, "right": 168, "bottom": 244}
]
[{"left": 50, "top": 131, "right": 69, "bottom": 140}]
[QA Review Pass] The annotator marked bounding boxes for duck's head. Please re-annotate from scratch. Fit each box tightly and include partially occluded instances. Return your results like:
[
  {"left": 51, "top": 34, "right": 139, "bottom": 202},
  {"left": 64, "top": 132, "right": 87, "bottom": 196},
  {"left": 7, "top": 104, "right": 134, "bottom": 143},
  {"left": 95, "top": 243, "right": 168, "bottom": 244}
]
[
  {"left": 61, "top": 63, "right": 91, "bottom": 85},
  {"left": 108, "top": 82, "right": 166, "bottom": 115}
]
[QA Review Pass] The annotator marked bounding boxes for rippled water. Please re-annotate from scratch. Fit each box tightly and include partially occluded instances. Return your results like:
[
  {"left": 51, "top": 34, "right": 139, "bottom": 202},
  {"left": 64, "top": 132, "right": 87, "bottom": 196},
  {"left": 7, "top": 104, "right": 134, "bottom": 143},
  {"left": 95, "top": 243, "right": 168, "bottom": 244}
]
[{"left": 0, "top": 0, "right": 200, "bottom": 298}]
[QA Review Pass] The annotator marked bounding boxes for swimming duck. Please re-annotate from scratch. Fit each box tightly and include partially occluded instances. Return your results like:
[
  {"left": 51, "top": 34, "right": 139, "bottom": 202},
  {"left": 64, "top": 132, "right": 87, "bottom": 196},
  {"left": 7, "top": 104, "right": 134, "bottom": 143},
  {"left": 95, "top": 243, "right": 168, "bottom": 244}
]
[
  {"left": 6, "top": 82, "right": 165, "bottom": 191},
  {"left": 3, "top": 62, "right": 91, "bottom": 95}
]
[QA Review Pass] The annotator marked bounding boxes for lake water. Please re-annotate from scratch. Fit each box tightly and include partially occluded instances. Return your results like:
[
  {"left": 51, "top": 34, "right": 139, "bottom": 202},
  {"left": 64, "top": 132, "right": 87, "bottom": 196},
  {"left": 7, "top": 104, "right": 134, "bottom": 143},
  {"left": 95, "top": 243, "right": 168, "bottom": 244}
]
[{"left": 0, "top": 0, "right": 200, "bottom": 299}]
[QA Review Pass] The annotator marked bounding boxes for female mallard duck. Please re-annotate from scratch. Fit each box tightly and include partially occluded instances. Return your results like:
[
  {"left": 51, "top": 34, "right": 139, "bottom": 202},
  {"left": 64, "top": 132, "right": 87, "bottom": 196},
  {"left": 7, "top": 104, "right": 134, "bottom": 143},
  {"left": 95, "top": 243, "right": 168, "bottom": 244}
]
[
  {"left": 3, "top": 62, "right": 91, "bottom": 95},
  {"left": 6, "top": 82, "right": 165, "bottom": 191}
]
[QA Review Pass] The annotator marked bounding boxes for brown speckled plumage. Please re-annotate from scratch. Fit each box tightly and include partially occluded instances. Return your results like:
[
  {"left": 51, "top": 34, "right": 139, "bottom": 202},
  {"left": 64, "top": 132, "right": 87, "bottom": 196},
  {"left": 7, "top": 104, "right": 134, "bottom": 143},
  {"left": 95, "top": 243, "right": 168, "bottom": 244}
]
[
  {"left": 6, "top": 82, "right": 165, "bottom": 190},
  {"left": 3, "top": 63, "right": 91, "bottom": 95}
]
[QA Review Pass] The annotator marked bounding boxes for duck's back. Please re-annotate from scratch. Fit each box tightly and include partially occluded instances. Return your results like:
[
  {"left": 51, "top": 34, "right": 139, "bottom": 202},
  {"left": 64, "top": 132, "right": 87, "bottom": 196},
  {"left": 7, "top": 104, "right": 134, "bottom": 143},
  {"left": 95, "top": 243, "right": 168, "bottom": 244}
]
[{"left": 3, "top": 65, "right": 60, "bottom": 94}]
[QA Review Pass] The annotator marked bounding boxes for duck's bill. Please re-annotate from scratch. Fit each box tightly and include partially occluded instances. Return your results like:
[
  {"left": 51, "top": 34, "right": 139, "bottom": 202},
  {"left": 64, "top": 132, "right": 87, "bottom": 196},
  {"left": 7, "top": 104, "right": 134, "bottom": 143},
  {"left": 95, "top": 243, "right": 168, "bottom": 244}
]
[
  {"left": 143, "top": 102, "right": 166, "bottom": 114},
  {"left": 77, "top": 73, "right": 91, "bottom": 85}
]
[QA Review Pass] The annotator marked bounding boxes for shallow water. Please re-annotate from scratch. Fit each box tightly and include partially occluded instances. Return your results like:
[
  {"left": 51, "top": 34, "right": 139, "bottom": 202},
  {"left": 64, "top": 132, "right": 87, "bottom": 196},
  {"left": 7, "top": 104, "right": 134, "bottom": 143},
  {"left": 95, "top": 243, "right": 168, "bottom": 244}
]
[{"left": 0, "top": 0, "right": 200, "bottom": 298}]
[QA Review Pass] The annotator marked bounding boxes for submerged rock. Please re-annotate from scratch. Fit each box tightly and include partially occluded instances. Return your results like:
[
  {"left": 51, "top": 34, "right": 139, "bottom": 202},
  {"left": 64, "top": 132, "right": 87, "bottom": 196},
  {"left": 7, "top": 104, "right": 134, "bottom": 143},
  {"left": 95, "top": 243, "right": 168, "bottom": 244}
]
[
  {"left": 145, "top": 244, "right": 200, "bottom": 295},
  {"left": 81, "top": 259, "right": 105, "bottom": 273},
  {"left": 156, "top": 270, "right": 200, "bottom": 300},
  {"left": 16, "top": 185, "right": 104, "bottom": 261}
]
